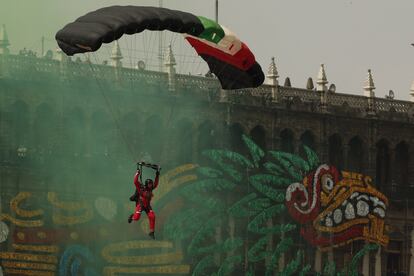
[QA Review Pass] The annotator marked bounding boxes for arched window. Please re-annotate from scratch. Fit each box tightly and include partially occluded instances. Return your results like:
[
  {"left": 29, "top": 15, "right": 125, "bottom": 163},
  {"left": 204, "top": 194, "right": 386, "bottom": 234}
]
[
  {"left": 175, "top": 119, "right": 193, "bottom": 164},
  {"left": 228, "top": 123, "right": 245, "bottom": 154},
  {"left": 328, "top": 134, "right": 343, "bottom": 169},
  {"left": 10, "top": 100, "right": 29, "bottom": 147},
  {"left": 34, "top": 103, "right": 57, "bottom": 153},
  {"left": 197, "top": 120, "right": 215, "bottom": 160},
  {"left": 348, "top": 136, "right": 364, "bottom": 172},
  {"left": 394, "top": 141, "right": 409, "bottom": 188},
  {"left": 299, "top": 130, "right": 316, "bottom": 158},
  {"left": 66, "top": 107, "right": 85, "bottom": 156},
  {"left": 250, "top": 125, "right": 266, "bottom": 151},
  {"left": 280, "top": 129, "right": 294, "bottom": 153},
  {"left": 376, "top": 139, "right": 390, "bottom": 189}
]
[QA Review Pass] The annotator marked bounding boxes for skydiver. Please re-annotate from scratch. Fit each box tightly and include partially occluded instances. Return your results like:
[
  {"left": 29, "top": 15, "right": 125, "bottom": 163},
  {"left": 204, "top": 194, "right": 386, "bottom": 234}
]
[{"left": 128, "top": 162, "right": 161, "bottom": 240}]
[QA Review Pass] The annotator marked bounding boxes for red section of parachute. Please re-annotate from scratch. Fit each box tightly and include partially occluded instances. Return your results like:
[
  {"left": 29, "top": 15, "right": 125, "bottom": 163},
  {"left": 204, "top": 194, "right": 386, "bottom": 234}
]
[{"left": 185, "top": 36, "right": 256, "bottom": 71}]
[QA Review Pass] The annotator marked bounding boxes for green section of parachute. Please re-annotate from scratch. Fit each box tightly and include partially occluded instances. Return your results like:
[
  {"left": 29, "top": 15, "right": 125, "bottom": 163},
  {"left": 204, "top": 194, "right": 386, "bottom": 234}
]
[{"left": 196, "top": 16, "right": 225, "bottom": 44}]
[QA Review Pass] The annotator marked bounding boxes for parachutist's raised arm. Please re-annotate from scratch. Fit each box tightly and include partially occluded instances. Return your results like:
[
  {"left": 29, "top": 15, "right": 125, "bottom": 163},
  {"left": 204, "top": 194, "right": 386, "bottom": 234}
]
[{"left": 134, "top": 169, "right": 141, "bottom": 193}]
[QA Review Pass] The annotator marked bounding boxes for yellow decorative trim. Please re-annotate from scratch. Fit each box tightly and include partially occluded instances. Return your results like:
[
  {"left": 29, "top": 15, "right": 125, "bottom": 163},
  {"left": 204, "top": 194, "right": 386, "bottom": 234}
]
[
  {"left": 10, "top": 192, "right": 44, "bottom": 218},
  {"left": 47, "top": 192, "right": 88, "bottom": 210},
  {"left": 4, "top": 268, "right": 55, "bottom": 276},
  {"left": 314, "top": 218, "right": 369, "bottom": 233},
  {"left": 0, "top": 252, "right": 57, "bottom": 264},
  {"left": 51, "top": 207, "right": 93, "bottom": 225},
  {"left": 152, "top": 164, "right": 198, "bottom": 205},
  {"left": 103, "top": 265, "right": 191, "bottom": 275},
  {"left": 12, "top": 244, "right": 59, "bottom": 254},
  {"left": 47, "top": 192, "right": 94, "bottom": 225},
  {"left": 101, "top": 240, "right": 174, "bottom": 263},
  {"left": 152, "top": 174, "right": 197, "bottom": 205},
  {"left": 104, "top": 251, "right": 183, "bottom": 265},
  {"left": 17, "top": 232, "right": 25, "bottom": 240},
  {"left": 0, "top": 213, "right": 43, "bottom": 227},
  {"left": 1, "top": 261, "right": 56, "bottom": 271}
]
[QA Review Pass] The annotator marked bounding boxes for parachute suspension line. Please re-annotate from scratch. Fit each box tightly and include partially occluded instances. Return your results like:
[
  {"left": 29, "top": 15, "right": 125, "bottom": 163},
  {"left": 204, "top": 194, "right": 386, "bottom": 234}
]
[{"left": 87, "top": 54, "right": 136, "bottom": 163}]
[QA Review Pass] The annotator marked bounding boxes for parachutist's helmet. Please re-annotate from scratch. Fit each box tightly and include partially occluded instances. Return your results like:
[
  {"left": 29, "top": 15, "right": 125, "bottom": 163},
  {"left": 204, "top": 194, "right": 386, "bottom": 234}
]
[{"left": 145, "top": 179, "right": 153, "bottom": 187}]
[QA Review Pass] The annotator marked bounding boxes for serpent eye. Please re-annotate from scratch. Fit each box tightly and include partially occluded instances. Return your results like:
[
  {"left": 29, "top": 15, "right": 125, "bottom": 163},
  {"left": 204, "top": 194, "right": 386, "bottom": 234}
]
[{"left": 321, "top": 174, "right": 334, "bottom": 193}]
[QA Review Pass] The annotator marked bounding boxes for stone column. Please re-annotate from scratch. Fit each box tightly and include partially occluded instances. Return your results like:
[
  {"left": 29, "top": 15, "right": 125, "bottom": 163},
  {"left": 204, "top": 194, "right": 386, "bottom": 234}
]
[
  {"left": 314, "top": 247, "right": 322, "bottom": 273},
  {"left": 408, "top": 228, "right": 414, "bottom": 275},
  {"left": 362, "top": 242, "right": 370, "bottom": 276},
  {"left": 343, "top": 144, "right": 349, "bottom": 170},
  {"left": 375, "top": 246, "right": 382, "bottom": 276}
]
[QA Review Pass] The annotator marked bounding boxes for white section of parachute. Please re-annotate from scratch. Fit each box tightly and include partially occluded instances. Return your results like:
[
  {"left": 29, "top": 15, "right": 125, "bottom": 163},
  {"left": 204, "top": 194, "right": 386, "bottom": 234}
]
[{"left": 183, "top": 24, "right": 242, "bottom": 56}]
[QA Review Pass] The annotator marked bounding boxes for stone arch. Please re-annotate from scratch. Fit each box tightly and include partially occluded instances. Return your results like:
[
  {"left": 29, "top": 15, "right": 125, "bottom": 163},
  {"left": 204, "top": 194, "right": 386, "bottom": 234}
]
[
  {"left": 348, "top": 136, "right": 364, "bottom": 172},
  {"left": 280, "top": 128, "right": 294, "bottom": 153},
  {"left": 33, "top": 103, "right": 57, "bottom": 152},
  {"left": 250, "top": 125, "right": 266, "bottom": 151},
  {"left": 65, "top": 107, "right": 86, "bottom": 156},
  {"left": 394, "top": 141, "right": 409, "bottom": 188},
  {"left": 9, "top": 100, "right": 30, "bottom": 147},
  {"left": 228, "top": 123, "right": 245, "bottom": 154},
  {"left": 376, "top": 139, "right": 391, "bottom": 189},
  {"left": 175, "top": 118, "right": 194, "bottom": 165},
  {"left": 328, "top": 134, "right": 343, "bottom": 169},
  {"left": 299, "top": 130, "right": 316, "bottom": 159},
  {"left": 198, "top": 120, "right": 215, "bottom": 152}
]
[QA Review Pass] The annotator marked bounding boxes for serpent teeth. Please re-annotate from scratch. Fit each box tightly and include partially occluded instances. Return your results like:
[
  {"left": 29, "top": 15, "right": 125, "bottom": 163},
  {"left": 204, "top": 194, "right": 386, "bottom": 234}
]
[
  {"left": 345, "top": 203, "right": 355, "bottom": 220},
  {"left": 356, "top": 200, "right": 369, "bottom": 216},
  {"left": 333, "top": 209, "right": 343, "bottom": 224}
]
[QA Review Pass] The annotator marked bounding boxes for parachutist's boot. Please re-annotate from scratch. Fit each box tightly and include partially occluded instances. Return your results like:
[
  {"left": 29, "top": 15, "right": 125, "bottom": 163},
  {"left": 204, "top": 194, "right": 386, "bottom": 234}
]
[
  {"left": 149, "top": 231, "right": 155, "bottom": 240},
  {"left": 128, "top": 214, "right": 133, "bottom": 224}
]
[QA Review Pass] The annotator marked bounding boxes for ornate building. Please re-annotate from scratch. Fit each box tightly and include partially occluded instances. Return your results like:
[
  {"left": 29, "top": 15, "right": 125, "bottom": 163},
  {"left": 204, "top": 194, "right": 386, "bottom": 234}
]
[{"left": 1, "top": 24, "right": 414, "bottom": 275}]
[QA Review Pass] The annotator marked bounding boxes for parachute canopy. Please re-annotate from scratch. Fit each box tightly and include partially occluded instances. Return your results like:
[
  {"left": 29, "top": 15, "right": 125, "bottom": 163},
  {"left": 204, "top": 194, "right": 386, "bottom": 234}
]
[{"left": 55, "top": 6, "right": 265, "bottom": 90}]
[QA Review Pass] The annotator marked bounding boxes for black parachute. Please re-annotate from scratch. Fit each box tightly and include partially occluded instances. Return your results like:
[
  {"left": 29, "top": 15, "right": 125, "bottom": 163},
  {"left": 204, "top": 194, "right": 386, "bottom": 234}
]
[{"left": 55, "top": 6, "right": 264, "bottom": 90}]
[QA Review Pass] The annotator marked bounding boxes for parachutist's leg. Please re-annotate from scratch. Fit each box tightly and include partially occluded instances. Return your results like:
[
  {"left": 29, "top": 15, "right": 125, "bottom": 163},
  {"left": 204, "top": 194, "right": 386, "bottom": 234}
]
[
  {"left": 147, "top": 210, "right": 155, "bottom": 232},
  {"left": 132, "top": 204, "right": 142, "bottom": 222}
]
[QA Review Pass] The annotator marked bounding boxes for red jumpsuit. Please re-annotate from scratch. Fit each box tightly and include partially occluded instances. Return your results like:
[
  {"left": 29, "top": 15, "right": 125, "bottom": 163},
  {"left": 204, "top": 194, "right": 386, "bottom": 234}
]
[{"left": 131, "top": 170, "right": 159, "bottom": 232}]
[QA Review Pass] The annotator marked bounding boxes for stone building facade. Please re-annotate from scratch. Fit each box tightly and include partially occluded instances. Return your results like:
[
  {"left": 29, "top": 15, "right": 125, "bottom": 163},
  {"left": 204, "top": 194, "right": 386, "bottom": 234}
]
[{"left": 1, "top": 24, "right": 414, "bottom": 275}]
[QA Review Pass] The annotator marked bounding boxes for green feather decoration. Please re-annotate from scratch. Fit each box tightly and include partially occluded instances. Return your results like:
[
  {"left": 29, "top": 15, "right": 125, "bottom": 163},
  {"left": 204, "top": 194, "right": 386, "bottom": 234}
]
[
  {"left": 249, "top": 173, "right": 292, "bottom": 188},
  {"left": 249, "top": 176, "right": 286, "bottom": 202},
  {"left": 197, "top": 166, "right": 223, "bottom": 178},
  {"left": 228, "top": 193, "right": 258, "bottom": 218},
  {"left": 248, "top": 235, "right": 271, "bottom": 262},
  {"left": 303, "top": 145, "right": 319, "bottom": 169},
  {"left": 271, "top": 151, "right": 310, "bottom": 172},
  {"left": 348, "top": 243, "right": 379, "bottom": 276},
  {"left": 264, "top": 161, "right": 287, "bottom": 176},
  {"left": 163, "top": 208, "right": 208, "bottom": 241},
  {"left": 192, "top": 255, "right": 216, "bottom": 276},
  {"left": 268, "top": 237, "right": 294, "bottom": 272},
  {"left": 323, "top": 261, "right": 336, "bottom": 276},
  {"left": 280, "top": 250, "right": 303, "bottom": 276},
  {"left": 217, "top": 255, "right": 243, "bottom": 276},
  {"left": 247, "top": 206, "right": 296, "bottom": 234},
  {"left": 242, "top": 134, "right": 265, "bottom": 168},
  {"left": 268, "top": 151, "right": 303, "bottom": 181},
  {"left": 203, "top": 149, "right": 253, "bottom": 182},
  {"left": 187, "top": 178, "right": 236, "bottom": 192},
  {"left": 298, "top": 264, "right": 311, "bottom": 276}
]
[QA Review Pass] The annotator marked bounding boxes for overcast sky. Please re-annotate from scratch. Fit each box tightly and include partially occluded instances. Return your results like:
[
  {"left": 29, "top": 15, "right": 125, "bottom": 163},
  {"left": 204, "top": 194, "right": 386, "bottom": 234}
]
[{"left": 1, "top": 0, "right": 414, "bottom": 100}]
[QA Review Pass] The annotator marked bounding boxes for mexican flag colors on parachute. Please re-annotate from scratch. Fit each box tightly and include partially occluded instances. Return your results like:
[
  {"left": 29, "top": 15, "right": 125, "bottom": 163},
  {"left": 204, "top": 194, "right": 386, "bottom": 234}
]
[{"left": 55, "top": 6, "right": 265, "bottom": 90}]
